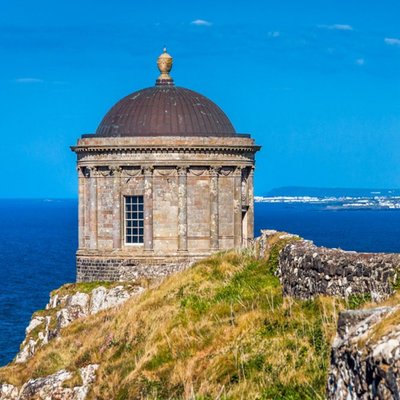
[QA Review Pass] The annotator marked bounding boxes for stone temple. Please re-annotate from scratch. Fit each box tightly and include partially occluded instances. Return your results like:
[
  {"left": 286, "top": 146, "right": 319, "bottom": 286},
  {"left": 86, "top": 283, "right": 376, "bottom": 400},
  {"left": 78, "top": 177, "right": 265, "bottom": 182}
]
[{"left": 71, "top": 49, "right": 260, "bottom": 282}]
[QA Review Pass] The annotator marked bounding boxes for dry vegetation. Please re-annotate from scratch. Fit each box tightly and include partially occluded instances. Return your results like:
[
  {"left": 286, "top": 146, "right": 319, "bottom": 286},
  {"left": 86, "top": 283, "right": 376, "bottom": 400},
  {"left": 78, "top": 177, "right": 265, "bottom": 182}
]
[{"left": 0, "top": 236, "right": 347, "bottom": 399}]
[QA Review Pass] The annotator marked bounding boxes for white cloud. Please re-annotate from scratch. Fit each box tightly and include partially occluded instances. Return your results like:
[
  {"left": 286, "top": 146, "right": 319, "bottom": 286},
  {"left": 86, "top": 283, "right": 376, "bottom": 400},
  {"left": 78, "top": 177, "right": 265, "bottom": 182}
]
[
  {"left": 356, "top": 58, "right": 365, "bottom": 66},
  {"left": 191, "top": 19, "right": 212, "bottom": 27},
  {"left": 15, "top": 78, "right": 44, "bottom": 84},
  {"left": 385, "top": 37, "right": 400, "bottom": 46},
  {"left": 268, "top": 31, "right": 280, "bottom": 38},
  {"left": 319, "top": 24, "right": 353, "bottom": 31}
]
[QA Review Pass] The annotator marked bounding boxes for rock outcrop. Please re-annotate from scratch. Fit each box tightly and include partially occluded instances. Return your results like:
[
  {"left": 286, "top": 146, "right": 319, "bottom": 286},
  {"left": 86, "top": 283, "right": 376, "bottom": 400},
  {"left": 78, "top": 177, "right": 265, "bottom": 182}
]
[
  {"left": 328, "top": 305, "right": 400, "bottom": 399},
  {"left": 0, "top": 364, "right": 98, "bottom": 400},
  {"left": 15, "top": 284, "right": 145, "bottom": 364}
]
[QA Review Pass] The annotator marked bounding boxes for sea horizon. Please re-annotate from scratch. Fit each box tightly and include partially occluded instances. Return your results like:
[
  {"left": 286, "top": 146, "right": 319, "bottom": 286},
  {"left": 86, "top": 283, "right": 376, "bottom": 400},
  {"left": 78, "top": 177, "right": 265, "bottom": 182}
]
[{"left": 1, "top": 197, "right": 400, "bottom": 365}]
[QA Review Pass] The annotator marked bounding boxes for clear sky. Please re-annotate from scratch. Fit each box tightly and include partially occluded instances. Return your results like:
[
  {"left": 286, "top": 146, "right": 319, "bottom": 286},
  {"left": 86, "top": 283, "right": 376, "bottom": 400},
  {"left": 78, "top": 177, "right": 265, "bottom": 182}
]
[{"left": 1, "top": 0, "right": 400, "bottom": 197}]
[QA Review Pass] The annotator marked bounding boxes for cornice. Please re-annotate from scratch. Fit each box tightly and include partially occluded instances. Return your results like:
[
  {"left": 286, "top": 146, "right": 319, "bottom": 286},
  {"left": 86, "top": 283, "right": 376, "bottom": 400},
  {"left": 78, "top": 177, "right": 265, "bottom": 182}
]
[{"left": 70, "top": 144, "right": 261, "bottom": 154}]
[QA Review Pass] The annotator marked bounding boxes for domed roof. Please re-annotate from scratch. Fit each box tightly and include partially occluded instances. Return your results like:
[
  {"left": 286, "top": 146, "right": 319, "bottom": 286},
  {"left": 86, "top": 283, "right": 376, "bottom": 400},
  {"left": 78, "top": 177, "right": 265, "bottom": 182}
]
[{"left": 95, "top": 50, "right": 236, "bottom": 137}]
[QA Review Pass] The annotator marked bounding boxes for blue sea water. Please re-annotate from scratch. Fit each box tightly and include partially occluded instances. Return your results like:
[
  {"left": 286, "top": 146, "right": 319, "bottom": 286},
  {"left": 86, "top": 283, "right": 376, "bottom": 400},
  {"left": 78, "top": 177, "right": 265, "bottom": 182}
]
[
  {"left": 0, "top": 200, "right": 76, "bottom": 366},
  {"left": 1, "top": 199, "right": 400, "bottom": 366},
  {"left": 254, "top": 202, "right": 400, "bottom": 253}
]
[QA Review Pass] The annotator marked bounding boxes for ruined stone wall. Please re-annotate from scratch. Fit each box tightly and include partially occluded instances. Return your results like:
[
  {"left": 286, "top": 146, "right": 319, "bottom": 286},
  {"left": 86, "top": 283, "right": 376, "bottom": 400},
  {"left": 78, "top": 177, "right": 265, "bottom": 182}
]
[
  {"left": 328, "top": 306, "right": 400, "bottom": 399},
  {"left": 278, "top": 240, "right": 400, "bottom": 301}
]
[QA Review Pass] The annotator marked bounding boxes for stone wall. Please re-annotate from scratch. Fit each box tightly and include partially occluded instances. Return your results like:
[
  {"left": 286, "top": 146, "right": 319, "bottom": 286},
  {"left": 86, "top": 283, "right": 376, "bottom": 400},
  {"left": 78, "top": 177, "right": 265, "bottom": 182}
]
[
  {"left": 328, "top": 306, "right": 400, "bottom": 399},
  {"left": 278, "top": 239, "right": 400, "bottom": 302},
  {"left": 76, "top": 255, "right": 195, "bottom": 282}
]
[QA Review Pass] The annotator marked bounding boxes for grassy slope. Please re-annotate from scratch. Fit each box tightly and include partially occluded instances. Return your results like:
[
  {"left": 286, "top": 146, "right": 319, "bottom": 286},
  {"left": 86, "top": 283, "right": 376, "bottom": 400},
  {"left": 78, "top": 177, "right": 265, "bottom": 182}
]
[{"left": 0, "top": 236, "right": 346, "bottom": 400}]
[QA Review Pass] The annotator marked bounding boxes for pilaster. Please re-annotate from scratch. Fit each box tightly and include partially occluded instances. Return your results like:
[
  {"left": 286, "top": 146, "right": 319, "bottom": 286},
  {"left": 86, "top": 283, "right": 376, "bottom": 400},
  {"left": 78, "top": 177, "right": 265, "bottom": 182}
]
[
  {"left": 77, "top": 167, "right": 85, "bottom": 249},
  {"left": 88, "top": 166, "right": 98, "bottom": 250},
  {"left": 247, "top": 167, "right": 255, "bottom": 243},
  {"left": 143, "top": 166, "right": 154, "bottom": 251},
  {"left": 233, "top": 166, "right": 243, "bottom": 248},
  {"left": 210, "top": 166, "right": 220, "bottom": 250},
  {"left": 177, "top": 165, "right": 188, "bottom": 252},
  {"left": 110, "top": 165, "right": 122, "bottom": 249}
]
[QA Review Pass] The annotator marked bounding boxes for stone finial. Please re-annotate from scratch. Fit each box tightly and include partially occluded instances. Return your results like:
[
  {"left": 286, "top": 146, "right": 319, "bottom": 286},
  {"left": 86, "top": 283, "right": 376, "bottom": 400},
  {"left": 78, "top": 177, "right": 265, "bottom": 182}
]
[{"left": 156, "top": 48, "right": 174, "bottom": 86}]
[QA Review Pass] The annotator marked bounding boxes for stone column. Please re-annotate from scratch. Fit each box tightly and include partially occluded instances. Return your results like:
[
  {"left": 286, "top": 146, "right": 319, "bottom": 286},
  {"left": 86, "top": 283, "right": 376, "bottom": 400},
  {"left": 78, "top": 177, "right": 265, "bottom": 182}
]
[
  {"left": 177, "top": 166, "right": 188, "bottom": 252},
  {"left": 210, "top": 166, "right": 220, "bottom": 251},
  {"left": 143, "top": 166, "right": 154, "bottom": 251},
  {"left": 233, "top": 166, "right": 243, "bottom": 248},
  {"left": 88, "top": 166, "right": 98, "bottom": 250},
  {"left": 247, "top": 167, "right": 255, "bottom": 243},
  {"left": 77, "top": 166, "right": 85, "bottom": 249},
  {"left": 110, "top": 165, "right": 122, "bottom": 249}
]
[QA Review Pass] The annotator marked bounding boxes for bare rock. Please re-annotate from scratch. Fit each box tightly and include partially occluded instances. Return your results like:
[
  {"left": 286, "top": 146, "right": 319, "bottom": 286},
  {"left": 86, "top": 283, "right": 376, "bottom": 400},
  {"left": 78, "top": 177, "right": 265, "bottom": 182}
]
[
  {"left": 15, "top": 284, "right": 144, "bottom": 364},
  {"left": 90, "top": 285, "right": 136, "bottom": 314},
  {"left": 25, "top": 317, "right": 44, "bottom": 335},
  {"left": 0, "top": 383, "right": 18, "bottom": 400},
  {"left": 15, "top": 364, "right": 99, "bottom": 400}
]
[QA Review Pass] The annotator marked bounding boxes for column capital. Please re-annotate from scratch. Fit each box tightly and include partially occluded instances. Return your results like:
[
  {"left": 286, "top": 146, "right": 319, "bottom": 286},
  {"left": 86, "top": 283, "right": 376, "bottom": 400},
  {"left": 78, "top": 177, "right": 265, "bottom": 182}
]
[
  {"left": 209, "top": 166, "right": 222, "bottom": 177},
  {"left": 77, "top": 166, "right": 85, "bottom": 178},
  {"left": 233, "top": 166, "right": 244, "bottom": 176},
  {"left": 142, "top": 165, "right": 154, "bottom": 176},
  {"left": 177, "top": 165, "right": 189, "bottom": 176},
  {"left": 82, "top": 166, "right": 98, "bottom": 178},
  {"left": 109, "top": 165, "right": 122, "bottom": 176}
]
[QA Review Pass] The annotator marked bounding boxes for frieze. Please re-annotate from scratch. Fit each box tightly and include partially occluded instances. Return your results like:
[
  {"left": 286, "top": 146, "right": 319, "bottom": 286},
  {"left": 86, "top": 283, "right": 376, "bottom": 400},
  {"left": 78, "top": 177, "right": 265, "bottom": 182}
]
[
  {"left": 77, "top": 152, "right": 254, "bottom": 164},
  {"left": 122, "top": 167, "right": 142, "bottom": 177},
  {"left": 154, "top": 167, "right": 177, "bottom": 177},
  {"left": 219, "top": 167, "right": 235, "bottom": 176},
  {"left": 188, "top": 167, "right": 208, "bottom": 176},
  {"left": 97, "top": 166, "right": 112, "bottom": 177}
]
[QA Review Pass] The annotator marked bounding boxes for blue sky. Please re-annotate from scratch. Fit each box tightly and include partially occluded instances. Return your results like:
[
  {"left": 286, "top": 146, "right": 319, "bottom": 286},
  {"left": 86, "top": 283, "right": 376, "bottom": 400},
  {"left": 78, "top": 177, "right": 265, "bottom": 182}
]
[{"left": 1, "top": 0, "right": 400, "bottom": 197}]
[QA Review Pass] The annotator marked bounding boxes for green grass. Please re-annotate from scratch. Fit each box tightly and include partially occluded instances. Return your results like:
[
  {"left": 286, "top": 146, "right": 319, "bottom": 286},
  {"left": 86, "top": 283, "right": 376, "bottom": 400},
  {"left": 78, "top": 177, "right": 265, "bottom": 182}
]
[{"left": 0, "top": 232, "right": 345, "bottom": 399}]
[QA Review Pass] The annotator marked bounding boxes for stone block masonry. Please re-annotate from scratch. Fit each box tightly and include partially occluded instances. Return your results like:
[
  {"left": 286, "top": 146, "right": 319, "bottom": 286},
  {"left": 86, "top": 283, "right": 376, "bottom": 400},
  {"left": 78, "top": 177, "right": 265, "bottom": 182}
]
[
  {"left": 76, "top": 255, "right": 195, "bottom": 282},
  {"left": 278, "top": 238, "right": 400, "bottom": 301},
  {"left": 72, "top": 136, "right": 259, "bottom": 282}
]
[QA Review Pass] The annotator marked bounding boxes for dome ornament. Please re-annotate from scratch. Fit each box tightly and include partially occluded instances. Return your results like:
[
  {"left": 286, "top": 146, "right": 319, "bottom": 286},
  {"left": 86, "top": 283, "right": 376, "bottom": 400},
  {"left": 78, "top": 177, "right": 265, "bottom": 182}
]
[{"left": 156, "top": 48, "right": 174, "bottom": 86}]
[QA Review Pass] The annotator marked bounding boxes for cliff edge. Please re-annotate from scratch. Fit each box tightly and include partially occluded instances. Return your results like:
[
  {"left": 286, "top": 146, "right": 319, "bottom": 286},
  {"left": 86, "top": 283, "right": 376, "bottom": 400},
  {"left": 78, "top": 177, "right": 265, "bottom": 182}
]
[{"left": 0, "top": 231, "right": 399, "bottom": 399}]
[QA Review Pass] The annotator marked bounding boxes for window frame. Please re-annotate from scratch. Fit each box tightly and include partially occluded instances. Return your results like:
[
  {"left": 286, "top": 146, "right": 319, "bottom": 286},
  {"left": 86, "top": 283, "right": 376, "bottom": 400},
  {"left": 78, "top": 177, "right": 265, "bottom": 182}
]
[{"left": 124, "top": 195, "right": 145, "bottom": 246}]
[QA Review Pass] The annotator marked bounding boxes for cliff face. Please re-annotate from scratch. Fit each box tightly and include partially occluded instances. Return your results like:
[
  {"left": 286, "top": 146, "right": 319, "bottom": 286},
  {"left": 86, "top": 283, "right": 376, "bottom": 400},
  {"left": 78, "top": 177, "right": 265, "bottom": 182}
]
[
  {"left": 0, "top": 231, "right": 399, "bottom": 400},
  {"left": 1, "top": 282, "right": 146, "bottom": 400},
  {"left": 15, "top": 283, "right": 145, "bottom": 364}
]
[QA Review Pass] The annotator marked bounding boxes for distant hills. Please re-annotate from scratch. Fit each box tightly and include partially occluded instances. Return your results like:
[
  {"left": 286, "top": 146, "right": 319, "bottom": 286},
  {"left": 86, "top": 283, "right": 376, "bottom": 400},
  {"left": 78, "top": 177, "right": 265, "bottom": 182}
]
[{"left": 264, "top": 187, "right": 400, "bottom": 198}]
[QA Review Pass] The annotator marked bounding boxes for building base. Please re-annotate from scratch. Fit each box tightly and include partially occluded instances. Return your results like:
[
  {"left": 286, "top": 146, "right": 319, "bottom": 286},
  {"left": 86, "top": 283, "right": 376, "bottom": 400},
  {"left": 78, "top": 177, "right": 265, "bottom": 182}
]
[{"left": 76, "top": 254, "right": 209, "bottom": 282}]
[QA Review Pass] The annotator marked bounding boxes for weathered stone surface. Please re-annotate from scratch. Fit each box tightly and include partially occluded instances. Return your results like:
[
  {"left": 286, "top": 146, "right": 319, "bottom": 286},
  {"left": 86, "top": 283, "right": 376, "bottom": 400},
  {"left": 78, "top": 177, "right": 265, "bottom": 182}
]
[
  {"left": 253, "top": 229, "right": 298, "bottom": 259},
  {"left": 278, "top": 239, "right": 400, "bottom": 301},
  {"left": 15, "top": 285, "right": 143, "bottom": 364},
  {"left": 0, "top": 364, "right": 99, "bottom": 400},
  {"left": 72, "top": 135, "right": 259, "bottom": 282},
  {"left": 0, "top": 383, "right": 18, "bottom": 399},
  {"left": 328, "top": 306, "right": 400, "bottom": 400},
  {"left": 76, "top": 255, "right": 195, "bottom": 282}
]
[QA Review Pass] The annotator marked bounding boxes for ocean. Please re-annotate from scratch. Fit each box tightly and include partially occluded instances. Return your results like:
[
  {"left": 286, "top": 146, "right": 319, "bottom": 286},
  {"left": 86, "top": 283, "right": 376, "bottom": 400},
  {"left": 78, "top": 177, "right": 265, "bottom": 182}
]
[{"left": 1, "top": 199, "right": 400, "bottom": 366}]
